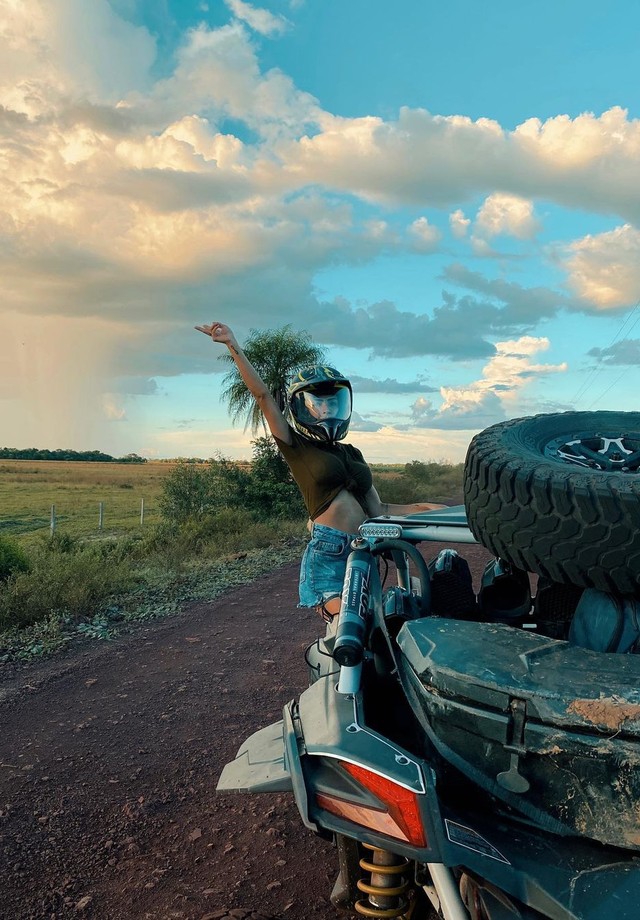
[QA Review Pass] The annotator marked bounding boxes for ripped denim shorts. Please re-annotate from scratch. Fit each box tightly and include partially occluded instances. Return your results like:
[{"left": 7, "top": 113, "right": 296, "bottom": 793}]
[{"left": 298, "top": 522, "right": 359, "bottom": 609}]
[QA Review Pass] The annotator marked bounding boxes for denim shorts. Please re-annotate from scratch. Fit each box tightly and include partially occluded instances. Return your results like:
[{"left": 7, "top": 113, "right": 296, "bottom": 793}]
[{"left": 298, "top": 522, "right": 359, "bottom": 608}]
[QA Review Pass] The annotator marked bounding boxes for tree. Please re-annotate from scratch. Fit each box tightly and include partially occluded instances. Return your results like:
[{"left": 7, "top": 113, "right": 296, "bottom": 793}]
[
  {"left": 219, "top": 325, "right": 325, "bottom": 434},
  {"left": 246, "top": 437, "right": 305, "bottom": 519}
]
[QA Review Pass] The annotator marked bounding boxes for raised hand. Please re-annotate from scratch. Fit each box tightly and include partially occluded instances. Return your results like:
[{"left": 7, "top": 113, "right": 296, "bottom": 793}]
[{"left": 194, "top": 322, "right": 237, "bottom": 348}]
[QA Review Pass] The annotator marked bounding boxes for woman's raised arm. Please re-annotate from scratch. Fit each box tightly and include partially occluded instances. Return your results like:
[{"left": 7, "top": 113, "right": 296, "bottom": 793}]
[{"left": 195, "top": 322, "right": 292, "bottom": 444}]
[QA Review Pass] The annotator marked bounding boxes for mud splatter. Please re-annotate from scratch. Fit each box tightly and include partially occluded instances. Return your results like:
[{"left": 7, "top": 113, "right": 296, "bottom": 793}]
[{"left": 567, "top": 696, "right": 640, "bottom": 731}]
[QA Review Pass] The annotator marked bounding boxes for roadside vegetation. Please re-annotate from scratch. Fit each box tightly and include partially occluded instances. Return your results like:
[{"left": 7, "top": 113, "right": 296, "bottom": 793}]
[{"left": 0, "top": 446, "right": 462, "bottom": 663}]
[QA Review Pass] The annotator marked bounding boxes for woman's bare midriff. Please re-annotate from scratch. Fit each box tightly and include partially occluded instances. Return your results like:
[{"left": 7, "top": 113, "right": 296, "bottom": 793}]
[{"left": 313, "top": 488, "right": 370, "bottom": 534}]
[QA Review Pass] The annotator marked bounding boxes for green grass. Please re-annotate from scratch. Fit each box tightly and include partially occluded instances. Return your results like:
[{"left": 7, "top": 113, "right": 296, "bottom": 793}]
[{"left": 0, "top": 460, "right": 175, "bottom": 544}]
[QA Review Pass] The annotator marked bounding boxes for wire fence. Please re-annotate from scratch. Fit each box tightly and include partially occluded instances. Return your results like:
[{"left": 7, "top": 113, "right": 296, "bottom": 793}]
[{"left": 1, "top": 500, "right": 162, "bottom": 541}]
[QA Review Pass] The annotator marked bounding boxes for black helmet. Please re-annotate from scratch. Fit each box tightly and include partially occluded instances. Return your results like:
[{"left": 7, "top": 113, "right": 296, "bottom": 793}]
[{"left": 287, "top": 365, "right": 352, "bottom": 443}]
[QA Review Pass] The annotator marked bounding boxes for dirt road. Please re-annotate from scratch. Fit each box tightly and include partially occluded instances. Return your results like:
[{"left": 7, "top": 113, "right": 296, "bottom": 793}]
[{"left": 1, "top": 543, "right": 492, "bottom": 920}]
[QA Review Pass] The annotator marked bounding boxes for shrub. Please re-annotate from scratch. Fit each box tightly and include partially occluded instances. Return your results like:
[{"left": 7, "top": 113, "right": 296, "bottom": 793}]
[
  {"left": 159, "top": 460, "right": 220, "bottom": 522},
  {"left": 0, "top": 541, "right": 134, "bottom": 631},
  {"left": 0, "top": 536, "right": 30, "bottom": 581},
  {"left": 159, "top": 441, "right": 305, "bottom": 526}
]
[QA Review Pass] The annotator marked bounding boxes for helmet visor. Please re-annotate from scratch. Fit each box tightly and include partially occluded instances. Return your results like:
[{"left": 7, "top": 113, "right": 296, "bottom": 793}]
[{"left": 301, "top": 386, "right": 351, "bottom": 422}]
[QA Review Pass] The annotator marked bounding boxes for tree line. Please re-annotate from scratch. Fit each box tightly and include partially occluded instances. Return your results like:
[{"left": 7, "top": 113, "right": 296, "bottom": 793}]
[{"left": 0, "top": 448, "right": 147, "bottom": 463}]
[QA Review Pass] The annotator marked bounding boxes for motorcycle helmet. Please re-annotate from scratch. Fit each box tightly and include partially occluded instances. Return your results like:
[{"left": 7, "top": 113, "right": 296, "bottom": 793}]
[{"left": 287, "top": 366, "right": 352, "bottom": 443}]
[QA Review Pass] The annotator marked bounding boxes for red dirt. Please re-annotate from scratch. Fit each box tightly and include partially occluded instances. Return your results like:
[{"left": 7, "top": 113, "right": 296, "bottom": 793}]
[{"left": 1, "top": 542, "right": 493, "bottom": 920}]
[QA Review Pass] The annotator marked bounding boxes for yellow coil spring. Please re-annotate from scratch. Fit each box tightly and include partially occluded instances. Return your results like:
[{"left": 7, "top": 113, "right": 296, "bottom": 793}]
[{"left": 354, "top": 844, "right": 411, "bottom": 918}]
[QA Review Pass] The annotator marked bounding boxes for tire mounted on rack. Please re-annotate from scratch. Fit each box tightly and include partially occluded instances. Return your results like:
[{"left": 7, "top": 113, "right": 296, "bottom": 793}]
[{"left": 463, "top": 411, "right": 640, "bottom": 596}]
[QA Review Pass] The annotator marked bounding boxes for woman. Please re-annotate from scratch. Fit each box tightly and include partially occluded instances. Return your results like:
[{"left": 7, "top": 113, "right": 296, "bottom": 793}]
[{"left": 196, "top": 321, "right": 445, "bottom": 624}]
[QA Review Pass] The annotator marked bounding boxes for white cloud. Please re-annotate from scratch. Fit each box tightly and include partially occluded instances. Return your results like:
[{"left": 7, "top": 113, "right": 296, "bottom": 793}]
[
  {"left": 282, "top": 106, "right": 640, "bottom": 225},
  {"left": 412, "top": 336, "right": 568, "bottom": 429},
  {"left": 449, "top": 208, "right": 470, "bottom": 238},
  {"left": 408, "top": 216, "right": 441, "bottom": 252},
  {"left": 0, "top": 0, "right": 156, "bottom": 115},
  {"left": 475, "top": 193, "right": 541, "bottom": 240},
  {"left": 224, "top": 0, "right": 290, "bottom": 36},
  {"left": 561, "top": 224, "right": 640, "bottom": 309}
]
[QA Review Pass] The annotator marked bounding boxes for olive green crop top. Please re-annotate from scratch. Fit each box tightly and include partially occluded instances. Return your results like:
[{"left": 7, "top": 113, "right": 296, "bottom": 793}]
[{"left": 274, "top": 429, "right": 373, "bottom": 520}]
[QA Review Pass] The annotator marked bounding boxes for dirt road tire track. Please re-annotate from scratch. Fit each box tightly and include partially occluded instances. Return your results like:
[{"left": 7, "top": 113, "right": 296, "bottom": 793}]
[{"left": 1, "top": 544, "right": 493, "bottom": 920}]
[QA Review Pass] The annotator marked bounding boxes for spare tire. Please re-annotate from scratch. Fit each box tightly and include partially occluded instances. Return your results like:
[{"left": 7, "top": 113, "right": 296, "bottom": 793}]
[{"left": 463, "top": 411, "right": 640, "bottom": 596}]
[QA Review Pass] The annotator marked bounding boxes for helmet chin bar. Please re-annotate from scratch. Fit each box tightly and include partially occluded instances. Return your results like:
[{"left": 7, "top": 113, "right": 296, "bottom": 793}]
[{"left": 318, "top": 419, "right": 349, "bottom": 442}]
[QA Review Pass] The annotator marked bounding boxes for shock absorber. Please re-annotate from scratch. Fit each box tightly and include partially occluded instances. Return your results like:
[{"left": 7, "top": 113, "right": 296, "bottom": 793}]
[{"left": 355, "top": 843, "right": 411, "bottom": 918}]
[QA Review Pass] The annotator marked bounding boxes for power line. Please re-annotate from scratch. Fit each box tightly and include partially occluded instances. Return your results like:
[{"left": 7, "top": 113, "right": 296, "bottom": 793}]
[
  {"left": 571, "top": 298, "right": 640, "bottom": 407},
  {"left": 588, "top": 370, "right": 628, "bottom": 410}
]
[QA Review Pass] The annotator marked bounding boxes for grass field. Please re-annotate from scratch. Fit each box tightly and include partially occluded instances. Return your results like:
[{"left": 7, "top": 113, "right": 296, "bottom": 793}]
[
  {"left": 0, "top": 460, "right": 178, "bottom": 542},
  {"left": 0, "top": 457, "right": 464, "bottom": 545}
]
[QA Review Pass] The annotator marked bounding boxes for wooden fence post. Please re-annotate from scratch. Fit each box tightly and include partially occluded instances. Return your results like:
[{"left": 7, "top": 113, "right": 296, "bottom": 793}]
[
  {"left": 50, "top": 504, "right": 56, "bottom": 535},
  {"left": 140, "top": 498, "right": 145, "bottom": 525},
  {"left": 98, "top": 502, "right": 103, "bottom": 531}
]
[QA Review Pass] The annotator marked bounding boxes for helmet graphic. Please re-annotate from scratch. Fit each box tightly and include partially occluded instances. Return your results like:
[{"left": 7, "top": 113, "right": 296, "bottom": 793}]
[{"left": 287, "top": 366, "right": 352, "bottom": 443}]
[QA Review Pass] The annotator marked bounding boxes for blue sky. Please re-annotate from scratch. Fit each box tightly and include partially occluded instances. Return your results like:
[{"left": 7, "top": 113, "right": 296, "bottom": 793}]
[{"left": 2, "top": 0, "right": 639, "bottom": 462}]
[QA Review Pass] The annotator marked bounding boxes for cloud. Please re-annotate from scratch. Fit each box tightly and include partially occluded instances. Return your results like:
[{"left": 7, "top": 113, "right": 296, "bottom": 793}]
[
  {"left": 349, "top": 375, "right": 437, "bottom": 394},
  {"left": 2, "top": 3, "right": 639, "bottom": 455},
  {"left": 282, "top": 106, "right": 640, "bottom": 225},
  {"left": 449, "top": 208, "right": 470, "bottom": 238},
  {"left": 412, "top": 389, "right": 506, "bottom": 431},
  {"left": 308, "top": 275, "right": 576, "bottom": 361},
  {"left": 224, "top": 0, "right": 290, "bottom": 36},
  {"left": 474, "top": 193, "right": 541, "bottom": 240},
  {"left": 0, "top": 0, "right": 157, "bottom": 115},
  {"left": 349, "top": 411, "right": 383, "bottom": 432},
  {"left": 442, "top": 263, "right": 574, "bottom": 322},
  {"left": 411, "top": 336, "right": 568, "bottom": 429},
  {"left": 408, "top": 216, "right": 441, "bottom": 252},
  {"left": 588, "top": 338, "right": 640, "bottom": 365},
  {"left": 560, "top": 224, "right": 640, "bottom": 310},
  {"left": 308, "top": 297, "right": 498, "bottom": 360}
]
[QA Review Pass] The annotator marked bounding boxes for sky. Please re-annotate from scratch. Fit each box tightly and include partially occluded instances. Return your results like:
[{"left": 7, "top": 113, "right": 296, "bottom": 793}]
[{"left": 2, "top": 0, "right": 640, "bottom": 463}]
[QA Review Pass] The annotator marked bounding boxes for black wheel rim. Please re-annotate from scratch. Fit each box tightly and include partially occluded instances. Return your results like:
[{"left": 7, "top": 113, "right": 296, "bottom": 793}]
[{"left": 544, "top": 430, "right": 640, "bottom": 472}]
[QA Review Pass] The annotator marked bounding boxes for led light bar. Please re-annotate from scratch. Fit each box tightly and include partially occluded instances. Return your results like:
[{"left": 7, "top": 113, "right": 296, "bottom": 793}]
[{"left": 359, "top": 523, "right": 403, "bottom": 539}]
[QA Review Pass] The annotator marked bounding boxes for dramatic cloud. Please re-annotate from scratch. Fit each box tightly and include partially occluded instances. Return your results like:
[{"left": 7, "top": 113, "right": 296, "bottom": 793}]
[
  {"left": 1, "top": 3, "right": 638, "bottom": 455},
  {"left": 308, "top": 298, "right": 498, "bottom": 360}
]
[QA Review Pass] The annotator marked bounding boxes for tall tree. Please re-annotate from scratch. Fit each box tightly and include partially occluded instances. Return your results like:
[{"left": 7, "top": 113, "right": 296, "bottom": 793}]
[{"left": 219, "top": 325, "right": 325, "bottom": 434}]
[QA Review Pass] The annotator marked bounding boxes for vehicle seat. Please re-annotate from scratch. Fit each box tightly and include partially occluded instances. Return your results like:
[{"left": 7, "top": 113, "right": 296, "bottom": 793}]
[
  {"left": 427, "top": 549, "right": 478, "bottom": 620},
  {"left": 478, "top": 558, "right": 532, "bottom": 624}
]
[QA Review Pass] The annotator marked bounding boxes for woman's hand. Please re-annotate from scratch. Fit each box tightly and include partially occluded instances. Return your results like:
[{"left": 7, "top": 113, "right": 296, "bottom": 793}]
[{"left": 194, "top": 322, "right": 238, "bottom": 349}]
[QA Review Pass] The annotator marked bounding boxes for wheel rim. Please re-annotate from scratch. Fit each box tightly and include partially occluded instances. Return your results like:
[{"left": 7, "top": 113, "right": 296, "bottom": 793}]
[{"left": 544, "top": 429, "right": 640, "bottom": 472}]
